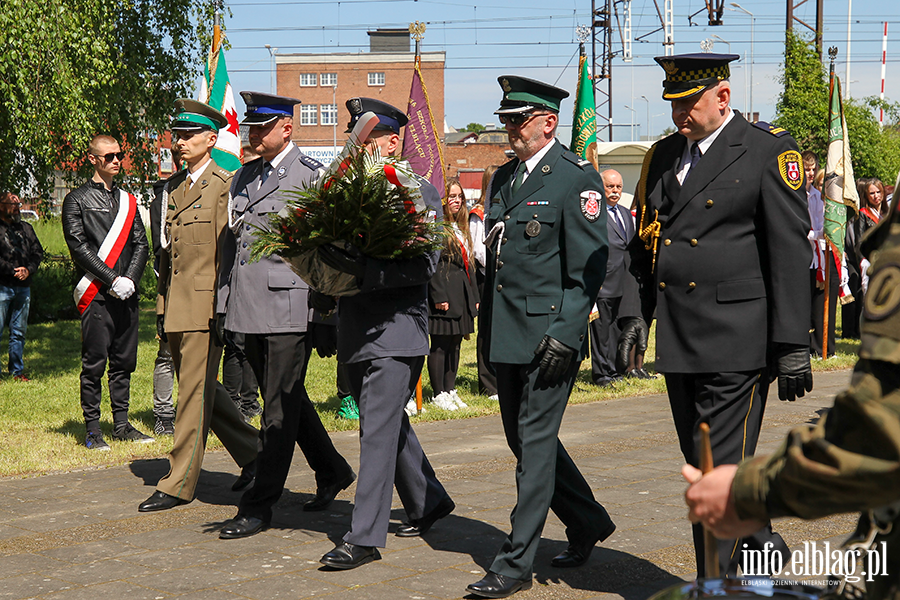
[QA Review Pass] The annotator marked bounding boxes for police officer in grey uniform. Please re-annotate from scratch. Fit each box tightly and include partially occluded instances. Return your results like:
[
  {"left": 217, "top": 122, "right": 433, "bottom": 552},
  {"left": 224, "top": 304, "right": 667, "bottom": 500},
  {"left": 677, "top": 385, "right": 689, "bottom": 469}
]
[
  {"left": 216, "top": 92, "right": 355, "bottom": 540},
  {"left": 317, "top": 98, "right": 454, "bottom": 570}
]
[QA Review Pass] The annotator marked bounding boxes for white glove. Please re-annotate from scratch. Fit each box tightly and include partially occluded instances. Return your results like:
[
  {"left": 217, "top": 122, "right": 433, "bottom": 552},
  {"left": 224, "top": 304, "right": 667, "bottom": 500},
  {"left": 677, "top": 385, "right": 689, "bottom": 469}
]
[{"left": 110, "top": 277, "right": 136, "bottom": 300}]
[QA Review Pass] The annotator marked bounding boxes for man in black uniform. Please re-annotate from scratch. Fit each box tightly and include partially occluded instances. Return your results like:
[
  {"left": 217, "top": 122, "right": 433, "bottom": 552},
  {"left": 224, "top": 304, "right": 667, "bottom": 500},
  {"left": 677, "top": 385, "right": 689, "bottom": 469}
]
[
  {"left": 466, "top": 77, "right": 615, "bottom": 599},
  {"left": 317, "top": 98, "right": 454, "bottom": 570},
  {"left": 630, "top": 53, "right": 814, "bottom": 576}
]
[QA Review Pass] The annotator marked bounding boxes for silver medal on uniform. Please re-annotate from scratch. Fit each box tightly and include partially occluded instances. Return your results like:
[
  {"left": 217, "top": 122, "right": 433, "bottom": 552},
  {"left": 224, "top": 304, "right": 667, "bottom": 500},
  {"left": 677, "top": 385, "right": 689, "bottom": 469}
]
[{"left": 525, "top": 220, "right": 541, "bottom": 237}]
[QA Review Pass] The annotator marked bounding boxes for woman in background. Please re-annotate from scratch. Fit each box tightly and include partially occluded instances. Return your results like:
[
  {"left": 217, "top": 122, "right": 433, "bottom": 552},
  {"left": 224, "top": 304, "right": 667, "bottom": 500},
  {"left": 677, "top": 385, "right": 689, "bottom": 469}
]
[{"left": 428, "top": 178, "right": 478, "bottom": 411}]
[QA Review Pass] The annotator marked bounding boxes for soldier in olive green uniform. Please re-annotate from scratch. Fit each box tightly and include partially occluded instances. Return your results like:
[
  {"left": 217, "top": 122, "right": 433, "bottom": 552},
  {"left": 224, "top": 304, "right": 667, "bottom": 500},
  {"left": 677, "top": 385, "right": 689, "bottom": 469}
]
[
  {"left": 684, "top": 175, "right": 900, "bottom": 600},
  {"left": 138, "top": 100, "right": 258, "bottom": 513},
  {"left": 466, "top": 77, "right": 615, "bottom": 600}
]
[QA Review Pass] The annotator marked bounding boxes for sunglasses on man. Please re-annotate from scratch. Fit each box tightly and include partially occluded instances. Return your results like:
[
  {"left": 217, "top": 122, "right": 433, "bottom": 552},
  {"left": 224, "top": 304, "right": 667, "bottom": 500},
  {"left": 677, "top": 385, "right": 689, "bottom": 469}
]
[
  {"left": 498, "top": 112, "right": 549, "bottom": 127},
  {"left": 92, "top": 152, "right": 126, "bottom": 162}
]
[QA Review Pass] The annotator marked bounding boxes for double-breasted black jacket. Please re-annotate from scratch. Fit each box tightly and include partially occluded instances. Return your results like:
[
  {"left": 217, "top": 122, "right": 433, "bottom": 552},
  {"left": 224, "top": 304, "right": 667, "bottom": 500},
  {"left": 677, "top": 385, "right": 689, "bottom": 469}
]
[{"left": 630, "top": 111, "right": 812, "bottom": 373}]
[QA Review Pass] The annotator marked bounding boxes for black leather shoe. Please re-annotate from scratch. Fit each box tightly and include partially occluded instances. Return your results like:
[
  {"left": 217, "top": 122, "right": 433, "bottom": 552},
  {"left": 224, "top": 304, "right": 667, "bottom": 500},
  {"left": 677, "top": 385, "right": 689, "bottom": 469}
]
[
  {"left": 319, "top": 542, "right": 381, "bottom": 570},
  {"left": 637, "top": 368, "right": 658, "bottom": 380},
  {"left": 232, "top": 459, "right": 256, "bottom": 492},
  {"left": 466, "top": 572, "right": 532, "bottom": 598},
  {"left": 304, "top": 470, "right": 356, "bottom": 511},
  {"left": 219, "top": 515, "right": 268, "bottom": 539},
  {"left": 396, "top": 496, "right": 455, "bottom": 537},
  {"left": 138, "top": 491, "right": 189, "bottom": 512},
  {"left": 550, "top": 522, "right": 616, "bottom": 568}
]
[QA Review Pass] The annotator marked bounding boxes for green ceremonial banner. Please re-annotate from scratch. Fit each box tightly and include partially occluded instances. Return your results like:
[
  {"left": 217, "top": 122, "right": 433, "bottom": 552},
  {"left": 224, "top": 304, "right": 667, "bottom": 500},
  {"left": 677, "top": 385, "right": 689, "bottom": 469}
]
[
  {"left": 199, "top": 39, "right": 241, "bottom": 172},
  {"left": 823, "top": 76, "right": 859, "bottom": 256},
  {"left": 570, "top": 54, "right": 597, "bottom": 165}
]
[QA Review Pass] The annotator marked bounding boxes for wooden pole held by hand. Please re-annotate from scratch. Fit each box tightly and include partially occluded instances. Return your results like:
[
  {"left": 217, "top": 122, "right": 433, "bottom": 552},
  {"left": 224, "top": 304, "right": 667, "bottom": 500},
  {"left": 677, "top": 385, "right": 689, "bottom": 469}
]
[{"left": 699, "top": 422, "right": 720, "bottom": 579}]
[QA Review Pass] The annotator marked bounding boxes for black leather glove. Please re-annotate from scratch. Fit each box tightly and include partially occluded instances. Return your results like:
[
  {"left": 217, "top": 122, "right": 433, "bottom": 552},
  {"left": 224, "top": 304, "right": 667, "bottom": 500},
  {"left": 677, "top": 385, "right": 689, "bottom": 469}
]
[
  {"left": 318, "top": 243, "right": 366, "bottom": 279},
  {"left": 616, "top": 317, "right": 642, "bottom": 374},
  {"left": 534, "top": 335, "right": 577, "bottom": 383},
  {"left": 210, "top": 314, "right": 226, "bottom": 348},
  {"left": 308, "top": 289, "right": 337, "bottom": 315},
  {"left": 635, "top": 317, "right": 649, "bottom": 353},
  {"left": 156, "top": 314, "right": 167, "bottom": 344},
  {"left": 309, "top": 323, "right": 337, "bottom": 358},
  {"left": 773, "top": 343, "right": 814, "bottom": 401}
]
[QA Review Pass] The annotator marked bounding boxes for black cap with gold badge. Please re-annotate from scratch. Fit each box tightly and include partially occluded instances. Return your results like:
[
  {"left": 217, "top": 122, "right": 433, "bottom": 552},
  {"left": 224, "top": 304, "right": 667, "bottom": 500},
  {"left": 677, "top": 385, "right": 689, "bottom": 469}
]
[
  {"left": 494, "top": 76, "right": 569, "bottom": 115},
  {"left": 345, "top": 97, "right": 408, "bottom": 134},
  {"left": 171, "top": 98, "right": 228, "bottom": 132},
  {"left": 654, "top": 53, "right": 740, "bottom": 100}
]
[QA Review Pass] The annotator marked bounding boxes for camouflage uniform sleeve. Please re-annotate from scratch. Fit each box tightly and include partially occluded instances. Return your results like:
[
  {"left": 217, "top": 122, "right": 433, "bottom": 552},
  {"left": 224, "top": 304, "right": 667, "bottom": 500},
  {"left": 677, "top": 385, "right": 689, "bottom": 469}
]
[{"left": 733, "top": 359, "right": 900, "bottom": 522}]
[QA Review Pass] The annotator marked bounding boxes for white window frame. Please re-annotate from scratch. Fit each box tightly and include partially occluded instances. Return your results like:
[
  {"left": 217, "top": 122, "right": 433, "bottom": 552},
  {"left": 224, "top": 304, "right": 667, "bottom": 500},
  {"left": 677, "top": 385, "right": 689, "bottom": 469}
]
[
  {"left": 300, "top": 104, "right": 317, "bottom": 126},
  {"left": 299, "top": 73, "right": 317, "bottom": 87},
  {"left": 320, "top": 73, "right": 337, "bottom": 87},
  {"left": 320, "top": 104, "right": 338, "bottom": 126},
  {"left": 368, "top": 72, "right": 385, "bottom": 86}
]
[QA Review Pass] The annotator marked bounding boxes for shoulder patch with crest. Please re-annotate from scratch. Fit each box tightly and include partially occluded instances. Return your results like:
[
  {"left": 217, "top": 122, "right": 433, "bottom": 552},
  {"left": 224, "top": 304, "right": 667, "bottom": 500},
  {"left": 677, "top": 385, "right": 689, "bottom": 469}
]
[
  {"left": 580, "top": 190, "right": 603, "bottom": 222},
  {"left": 753, "top": 121, "right": 790, "bottom": 137},
  {"left": 777, "top": 150, "right": 803, "bottom": 190}
]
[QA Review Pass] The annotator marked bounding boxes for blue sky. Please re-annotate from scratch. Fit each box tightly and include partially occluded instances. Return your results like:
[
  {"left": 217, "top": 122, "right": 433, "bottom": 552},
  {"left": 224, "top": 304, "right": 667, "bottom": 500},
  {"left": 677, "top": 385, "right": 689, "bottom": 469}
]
[{"left": 217, "top": 0, "right": 900, "bottom": 141}]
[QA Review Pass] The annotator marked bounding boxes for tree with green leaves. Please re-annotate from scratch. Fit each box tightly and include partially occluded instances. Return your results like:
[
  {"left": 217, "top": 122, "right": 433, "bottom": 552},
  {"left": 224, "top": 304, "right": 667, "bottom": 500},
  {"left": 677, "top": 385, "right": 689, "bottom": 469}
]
[
  {"left": 461, "top": 122, "right": 487, "bottom": 133},
  {"left": 0, "top": 0, "right": 219, "bottom": 211},
  {"left": 774, "top": 30, "right": 900, "bottom": 184}
]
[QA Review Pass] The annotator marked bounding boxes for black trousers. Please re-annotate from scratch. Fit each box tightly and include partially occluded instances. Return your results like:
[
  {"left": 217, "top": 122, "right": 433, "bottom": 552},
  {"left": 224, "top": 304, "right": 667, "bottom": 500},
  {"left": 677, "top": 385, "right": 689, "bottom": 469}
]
[
  {"left": 239, "top": 332, "right": 352, "bottom": 522},
  {"left": 490, "top": 362, "right": 614, "bottom": 579},
  {"left": 810, "top": 264, "right": 838, "bottom": 358},
  {"left": 343, "top": 356, "right": 448, "bottom": 548},
  {"left": 222, "top": 331, "right": 260, "bottom": 409},
  {"left": 79, "top": 290, "right": 139, "bottom": 431},
  {"left": 589, "top": 296, "right": 622, "bottom": 383},
  {"left": 427, "top": 333, "right": 463, "bottom": 394},
  {"left": 665, "top": 370, "right": 789, "bottom": 577}
]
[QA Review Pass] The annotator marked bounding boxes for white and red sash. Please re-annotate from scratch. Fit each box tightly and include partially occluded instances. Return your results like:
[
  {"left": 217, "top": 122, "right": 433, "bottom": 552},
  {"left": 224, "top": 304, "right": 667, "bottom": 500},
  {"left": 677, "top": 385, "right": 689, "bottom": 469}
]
[{"left": 73, "top": 190, "right": 137, "bottom": 314}]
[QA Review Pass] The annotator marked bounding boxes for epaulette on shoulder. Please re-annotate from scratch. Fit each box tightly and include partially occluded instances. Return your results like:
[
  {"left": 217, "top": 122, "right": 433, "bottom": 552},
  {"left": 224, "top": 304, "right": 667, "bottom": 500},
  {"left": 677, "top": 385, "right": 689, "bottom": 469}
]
[
  {"left": 212, "top": 164, "right": 233, "bottom": 180},
  {"left": 561, "top": 149, "right": 592, "bottom": 169},
  {"left": 299, "top": 154, "right": 324, "bottom": 170},
  {"left": 753, "top": 121, "right": 790, "bottom": 137}
]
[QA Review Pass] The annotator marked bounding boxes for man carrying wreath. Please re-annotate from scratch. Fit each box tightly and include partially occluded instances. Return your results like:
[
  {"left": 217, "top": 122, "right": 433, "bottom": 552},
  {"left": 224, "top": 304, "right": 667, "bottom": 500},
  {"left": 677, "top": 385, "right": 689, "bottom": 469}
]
[{"left": 317, "top": 97, "right": 455, "bottom": 570}]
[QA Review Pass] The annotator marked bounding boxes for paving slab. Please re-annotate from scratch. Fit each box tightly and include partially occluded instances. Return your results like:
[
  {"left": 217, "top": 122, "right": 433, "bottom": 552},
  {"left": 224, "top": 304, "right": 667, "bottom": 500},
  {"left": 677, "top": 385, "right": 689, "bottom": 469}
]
[{"left": 0, "top": 370, "right": 862, "bottom": 599}]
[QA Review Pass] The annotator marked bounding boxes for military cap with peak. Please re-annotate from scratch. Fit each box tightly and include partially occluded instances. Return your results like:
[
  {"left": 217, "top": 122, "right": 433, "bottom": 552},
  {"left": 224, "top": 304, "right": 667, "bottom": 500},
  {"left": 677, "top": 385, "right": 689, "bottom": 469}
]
[
  {"left": 240, "top": 91, "right": 301, "bottom": 125},
  {"left": 654, "top": 53, "right": 740, "bottom": 100},
  {"left": 171, "top": 98, "right": 228, "bottom": 132},
  {"left": 345, "top": 97, "right": 408, "bottom": 134},
  {"left": 494, "top": 75, "right": 569, "bottom": 115}
]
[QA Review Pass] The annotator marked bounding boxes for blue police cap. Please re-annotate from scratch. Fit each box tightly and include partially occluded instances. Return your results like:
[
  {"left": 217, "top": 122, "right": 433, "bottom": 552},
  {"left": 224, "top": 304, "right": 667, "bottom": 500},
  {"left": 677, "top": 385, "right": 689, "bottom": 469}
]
[
  {"left": 345, "top": 97, "right": 408, "bottom": 134},
  {"left": 240, "top": 91, "right": 301, "bottom": 125}
]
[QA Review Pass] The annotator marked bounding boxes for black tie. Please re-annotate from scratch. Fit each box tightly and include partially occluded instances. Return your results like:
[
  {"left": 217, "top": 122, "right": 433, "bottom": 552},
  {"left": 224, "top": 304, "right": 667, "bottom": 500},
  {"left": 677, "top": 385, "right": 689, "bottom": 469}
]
[
  {"left": 685, "top": 142, "right": 702, "bottom": 181},
  {"left": 261, "top": 161, "right": 272, "bottom": 184}
]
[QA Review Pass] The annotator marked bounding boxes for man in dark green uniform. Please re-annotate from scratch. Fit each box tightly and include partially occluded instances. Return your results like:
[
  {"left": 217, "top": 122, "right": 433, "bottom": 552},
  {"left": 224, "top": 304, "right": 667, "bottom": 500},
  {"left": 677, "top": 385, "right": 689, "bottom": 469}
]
[
  {"left": 684, "top": 181, "right": 900, "bottom": 599},
  {"left": 466, "top": 76, "right": 615, "bottom": 599},
  {"left": 630, "top": 53, "right": 814, "bottom": 577}
]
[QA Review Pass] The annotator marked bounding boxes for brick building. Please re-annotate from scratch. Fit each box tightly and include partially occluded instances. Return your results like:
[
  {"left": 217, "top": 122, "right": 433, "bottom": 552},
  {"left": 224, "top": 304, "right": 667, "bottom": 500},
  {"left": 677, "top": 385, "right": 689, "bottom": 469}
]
[{"left": 276, "top": 29, "right": 444, "bottom": 160}]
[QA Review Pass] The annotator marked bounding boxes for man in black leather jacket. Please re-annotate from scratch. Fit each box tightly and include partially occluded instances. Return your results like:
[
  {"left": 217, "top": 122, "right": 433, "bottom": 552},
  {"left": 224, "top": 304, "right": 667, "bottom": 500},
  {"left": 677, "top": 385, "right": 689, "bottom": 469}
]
[{"left": 63, "top": 134, "right": 151, "bottom": 451}]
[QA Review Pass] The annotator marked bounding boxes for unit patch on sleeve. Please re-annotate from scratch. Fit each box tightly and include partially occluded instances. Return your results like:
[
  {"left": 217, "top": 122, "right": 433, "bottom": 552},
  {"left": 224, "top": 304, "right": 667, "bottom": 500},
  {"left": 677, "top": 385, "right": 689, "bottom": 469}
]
[
  {"left": 777, "top": 150, "right": 803, "bottom": 191},
  {"left": 580, "top": 190, "right": 603, "bottom": 222}
]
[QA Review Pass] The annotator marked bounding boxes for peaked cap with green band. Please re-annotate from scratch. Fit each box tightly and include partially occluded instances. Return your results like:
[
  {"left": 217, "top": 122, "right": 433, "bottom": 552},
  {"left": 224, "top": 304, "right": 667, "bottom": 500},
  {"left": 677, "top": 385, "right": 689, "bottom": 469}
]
[
  {"left": 495, "top": 75, "right": 570, "bottom": 115},
  {"left": 171, "top": 98, "right": 228, "bottom": 132},
  {"left": 654, "top": 53, "right": 739, "bottom": 100}
]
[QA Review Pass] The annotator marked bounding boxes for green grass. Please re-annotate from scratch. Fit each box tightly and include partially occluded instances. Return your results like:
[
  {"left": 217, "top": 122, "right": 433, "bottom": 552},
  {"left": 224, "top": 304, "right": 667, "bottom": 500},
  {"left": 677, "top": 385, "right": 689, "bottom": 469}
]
[{"left": 0, "top": 301, "right": 859, "bottom": 478}]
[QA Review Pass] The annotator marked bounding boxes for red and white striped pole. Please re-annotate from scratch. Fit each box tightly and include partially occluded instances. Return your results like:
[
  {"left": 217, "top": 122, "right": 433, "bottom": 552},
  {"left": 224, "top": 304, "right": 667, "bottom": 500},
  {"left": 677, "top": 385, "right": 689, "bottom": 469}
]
[{"left": 881, "top": 21, "right": 888, "bottom": 128}]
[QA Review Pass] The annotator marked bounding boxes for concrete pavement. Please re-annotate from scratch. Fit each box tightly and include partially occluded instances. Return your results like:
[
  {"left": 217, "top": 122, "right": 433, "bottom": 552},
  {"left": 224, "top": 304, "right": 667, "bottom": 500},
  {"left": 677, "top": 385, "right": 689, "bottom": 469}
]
[{"left": 0, "top": 369, "right": 859, "bottom": 600}]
